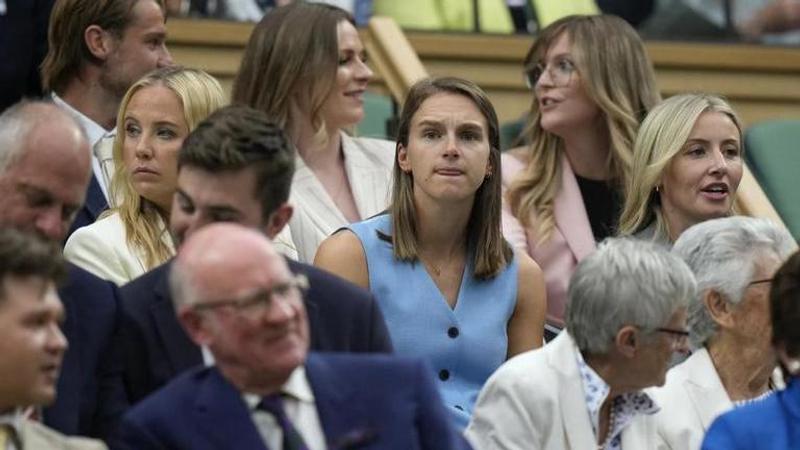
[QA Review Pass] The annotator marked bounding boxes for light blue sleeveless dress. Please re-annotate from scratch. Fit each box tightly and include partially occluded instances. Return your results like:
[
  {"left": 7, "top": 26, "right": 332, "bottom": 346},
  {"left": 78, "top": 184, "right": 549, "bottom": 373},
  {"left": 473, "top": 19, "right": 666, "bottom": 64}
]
[{"left": 348, "top": 214, "right": 518, "bottom": 428}]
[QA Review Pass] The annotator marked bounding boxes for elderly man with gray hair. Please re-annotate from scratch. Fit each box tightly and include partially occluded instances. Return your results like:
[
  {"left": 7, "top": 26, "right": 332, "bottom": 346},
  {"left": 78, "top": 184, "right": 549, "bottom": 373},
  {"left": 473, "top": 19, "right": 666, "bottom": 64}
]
[
  {"left": 466, "top": 238, "right": 696, "bottom": 450},
  {"left": 650, "top": 216, "right": 796, "bottom": 450}
]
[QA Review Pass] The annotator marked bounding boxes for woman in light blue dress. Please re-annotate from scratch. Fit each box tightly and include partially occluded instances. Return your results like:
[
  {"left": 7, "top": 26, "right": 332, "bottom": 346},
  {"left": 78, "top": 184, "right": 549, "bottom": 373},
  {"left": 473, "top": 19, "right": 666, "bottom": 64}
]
[{"left": 315, "top": 77, "right": 546, "bottom": 428}]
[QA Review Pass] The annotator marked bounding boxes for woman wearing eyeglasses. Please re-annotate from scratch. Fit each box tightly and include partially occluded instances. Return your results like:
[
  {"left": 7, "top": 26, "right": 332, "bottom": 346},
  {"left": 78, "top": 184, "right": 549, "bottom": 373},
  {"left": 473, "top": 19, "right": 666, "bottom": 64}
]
[
  {"left": 651, "top": 216, "right": 796, "bottom": 450},
  {"left": 702, "top": 249, "right": 800, "bottom": 450},
  {"left": 502, "top": 15, "right": 661, "bottom": 337}
]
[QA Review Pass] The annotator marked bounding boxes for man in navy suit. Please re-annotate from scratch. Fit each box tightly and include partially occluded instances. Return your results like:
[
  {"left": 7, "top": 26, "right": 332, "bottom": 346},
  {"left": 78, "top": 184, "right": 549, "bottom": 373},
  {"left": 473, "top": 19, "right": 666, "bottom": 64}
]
[
  {"left": 113, "top": 223, "right": 465, "bottom": 450},
  {"left": 119, "top": 105, "right": 392, "bottom": 406},
  {"left": 0, "top": 101, "right": 124, "bottom": 438}
]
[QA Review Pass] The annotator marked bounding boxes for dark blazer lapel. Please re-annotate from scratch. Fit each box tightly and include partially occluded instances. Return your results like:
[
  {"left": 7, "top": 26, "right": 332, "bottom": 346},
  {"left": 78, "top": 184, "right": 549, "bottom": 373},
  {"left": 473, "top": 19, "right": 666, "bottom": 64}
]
[
  {"left": 194, "top": 368, "right": 268, "bottom": 449},
  {"left": 149, "top": 267, "right": 202, "bottom": 373},
  {"left": 285, "top": 259, "right": 321, "bottom": 350},
  {"left": 83, "top": 174, "right": 108, "bottom": 221},
  {"left": 306, "top": 354, "right": 375, "bottom": 449}
]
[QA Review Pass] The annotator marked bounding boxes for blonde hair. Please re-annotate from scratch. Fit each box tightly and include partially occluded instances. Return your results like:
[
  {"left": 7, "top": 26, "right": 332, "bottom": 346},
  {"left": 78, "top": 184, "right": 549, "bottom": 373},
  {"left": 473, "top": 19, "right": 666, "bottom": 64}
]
[
  {"left": 506, "top": 15, "right": 660, "bottom": 242},
  {"left": 107, "top": 66, "right": 224, "bottom": 269},
  {"left": 230, "top": 2, "right": 353, "bottom": 147},
  {"left": 390, "top": 77, "right": 512, "bottom": 280},
  {"left": 618, "top": 93, "right": 742, "bottom": 241}
]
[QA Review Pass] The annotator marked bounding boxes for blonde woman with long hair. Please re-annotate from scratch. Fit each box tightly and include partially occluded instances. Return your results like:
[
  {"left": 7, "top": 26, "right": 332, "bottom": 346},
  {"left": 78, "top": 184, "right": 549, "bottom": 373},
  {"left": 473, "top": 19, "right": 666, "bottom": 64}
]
[
  {"left": 503, "top": 14, "right": 660, "bottom": 334},
  {"left": 64, "top": 67, "right": 224, "bottom": 285},
  {"left": 618, "top": 93, "right": 744, "bottom": 244}
]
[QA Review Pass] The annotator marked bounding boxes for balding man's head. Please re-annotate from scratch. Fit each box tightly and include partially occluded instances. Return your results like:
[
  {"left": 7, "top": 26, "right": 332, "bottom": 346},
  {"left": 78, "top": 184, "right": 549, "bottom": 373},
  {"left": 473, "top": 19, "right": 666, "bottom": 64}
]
[
  {"left": 170, "top": 223, "right": 309, "bottom": 394},
  {"left": 0, "top": 101, "right": 91, "bottom": 241}
]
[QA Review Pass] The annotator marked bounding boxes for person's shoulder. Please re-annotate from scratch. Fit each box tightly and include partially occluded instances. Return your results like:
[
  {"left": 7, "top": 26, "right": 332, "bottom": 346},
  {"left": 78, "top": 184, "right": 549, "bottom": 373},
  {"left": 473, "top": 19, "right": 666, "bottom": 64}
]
[
  {"left": 60, "top": 263, "right": 117, "bottom": 301},
  {"left": 308, "top": 352, "right": 421, "bottom": 380},
  {"left": 20, "top": 420, "right": 107, "bottom": 450},
  {"left": 127, "top": 366, "right": 210, "bottom": 417},
  {"left": 501, "top": 148, "right": 529, "bottom": 181},
  {"left": 346, "top": 135, "right": 396, "bottom": 168},
  {"left": 289, "top": 259, "right": 369, "bottom": 299},
  {"left": 67, "top": 212, "right": 125, "bottom": 243},
  {"left": 120, "top": 260, "right": 171, "bottom": 296}
]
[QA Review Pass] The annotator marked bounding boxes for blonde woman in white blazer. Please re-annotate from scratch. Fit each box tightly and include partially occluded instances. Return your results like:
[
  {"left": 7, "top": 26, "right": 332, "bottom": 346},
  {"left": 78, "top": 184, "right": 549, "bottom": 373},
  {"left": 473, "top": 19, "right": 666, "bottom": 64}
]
[
  {"left": 64, "top": 67, "right": 224, "bottom": 285},
  {"left": 651, "top": 217, "right": 796, "bottom": 450},
  {"left": 231, "top": 3, "right": 395, "bottom": 263},
  {"left": 466, "top": 238, "right": 696, "bottom": 450}
]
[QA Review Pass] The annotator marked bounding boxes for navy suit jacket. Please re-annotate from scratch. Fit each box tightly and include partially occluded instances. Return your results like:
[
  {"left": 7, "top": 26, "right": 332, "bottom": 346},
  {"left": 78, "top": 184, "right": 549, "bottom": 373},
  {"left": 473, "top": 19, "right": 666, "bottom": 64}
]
[
  {"left": 111, "top": 353, "right": 470, "bottom": 450},
  {"left": 67, "top": 175, "right": 108, "bottom": 239},
  {"left": 44, "top": 263, "right": 126, "bottom": 438},
  {"left": 119, "top": 259, "right": 393, "bottom": 405}
]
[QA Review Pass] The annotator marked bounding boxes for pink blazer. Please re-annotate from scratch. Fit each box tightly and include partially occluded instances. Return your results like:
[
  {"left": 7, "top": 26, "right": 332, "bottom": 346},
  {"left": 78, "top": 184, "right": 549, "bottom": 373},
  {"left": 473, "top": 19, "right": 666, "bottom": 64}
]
[{"left": 501, "top": 152, "right": 596, "bottom": 328}]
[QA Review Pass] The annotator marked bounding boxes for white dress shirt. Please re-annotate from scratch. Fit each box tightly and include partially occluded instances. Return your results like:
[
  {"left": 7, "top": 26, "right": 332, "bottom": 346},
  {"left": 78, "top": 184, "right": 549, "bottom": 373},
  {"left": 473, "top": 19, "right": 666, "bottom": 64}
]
[{"left": 243, "top": 367, "right": 327, "bottom": 450}]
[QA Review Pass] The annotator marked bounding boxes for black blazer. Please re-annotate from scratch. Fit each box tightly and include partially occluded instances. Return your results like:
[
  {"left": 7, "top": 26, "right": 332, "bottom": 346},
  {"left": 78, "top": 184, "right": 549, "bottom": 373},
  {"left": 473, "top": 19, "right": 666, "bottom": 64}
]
[
  {"left": 67, "top": 174, "right": 108, "bottom": 239},
  {"left": 118, "top": 258, "right": 393, "bottom": 405},
  {"left": 44, "top": 264, "right": 126, "bottom": 439}
]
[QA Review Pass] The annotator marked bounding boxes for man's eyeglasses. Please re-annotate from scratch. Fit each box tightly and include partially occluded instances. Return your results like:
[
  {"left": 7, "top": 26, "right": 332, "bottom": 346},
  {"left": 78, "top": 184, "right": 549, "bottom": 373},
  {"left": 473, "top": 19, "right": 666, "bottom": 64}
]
[
  {"left": 654, "top": 327, "right": 690, "bottom": 350},
  {"left": 524, "top": 56, "right": 577, "bottom": 89},
  {"left": 747, "top": 277, "right": 773, "bottom": 287},
  {"left": 192, "top": 274, "right": 309, "bottom": 314}
]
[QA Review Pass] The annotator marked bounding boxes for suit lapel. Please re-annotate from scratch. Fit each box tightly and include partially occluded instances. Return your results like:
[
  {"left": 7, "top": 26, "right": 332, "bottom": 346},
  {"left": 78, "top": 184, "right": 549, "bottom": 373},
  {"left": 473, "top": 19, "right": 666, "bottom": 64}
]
[
  {"left": 340, "top": 133, "right": 392, "bottom": 218},
  {"left": 683, "top": 349, "right": 733, "bottom": 430},
  {"left": 305, "top": 354, "right": 372, "bottom": 449},
  {"left": 291, "top": 155, "right": 347, "bottom": 229},
  {"left": 553, "top": 154, "right": 596, "bottom": 262},
  {"left": 149, "top": 265, "right": 202, "bottom": 373},
  {"left": 194, "top": 368, "right": 268, "bottom": 449},
  {"left": 82, "top": 174, "right": 108, "bottom": 222},
  {"left": 549, "top": 333, "right": 597, "bottom": 450}
]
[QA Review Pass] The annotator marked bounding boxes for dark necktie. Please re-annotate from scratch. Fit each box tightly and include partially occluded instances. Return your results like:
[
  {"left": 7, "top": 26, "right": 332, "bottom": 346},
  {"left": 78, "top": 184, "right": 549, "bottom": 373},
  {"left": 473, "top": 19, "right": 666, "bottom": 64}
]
[{"left": 258, "top": 394, "right": 309, "bottom": 450}]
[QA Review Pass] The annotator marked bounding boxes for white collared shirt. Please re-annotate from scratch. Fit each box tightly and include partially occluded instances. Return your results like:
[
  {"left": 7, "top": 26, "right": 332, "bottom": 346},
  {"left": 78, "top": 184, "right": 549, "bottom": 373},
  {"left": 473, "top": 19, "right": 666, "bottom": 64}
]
[
  {"left": 51, "top": 93, "right": 114, "bottom": 201},
  {"left": 242, "top": 367, "right": 327, "bottom": 450},
  {"left": 576, "top": 350, "right": 660, "bottom": 450}
]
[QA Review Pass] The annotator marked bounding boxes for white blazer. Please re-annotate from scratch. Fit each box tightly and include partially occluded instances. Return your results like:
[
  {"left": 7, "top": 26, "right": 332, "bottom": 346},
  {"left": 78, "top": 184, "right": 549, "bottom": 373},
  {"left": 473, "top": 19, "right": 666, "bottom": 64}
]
[
  {"left": 465, "top": 332, "right": 656, "bottom": 450},
  {"left": 64, "top": 212, "right": 175, "bottom": 285},
  {"left": 65, "top": 212, "right": 299, "bottom": 285},
  {"left": 649, "top": 347, "right": 732, "bottom": 450},
  {"left": 288, "top": 132, "right": 394, "bottom": 263}
]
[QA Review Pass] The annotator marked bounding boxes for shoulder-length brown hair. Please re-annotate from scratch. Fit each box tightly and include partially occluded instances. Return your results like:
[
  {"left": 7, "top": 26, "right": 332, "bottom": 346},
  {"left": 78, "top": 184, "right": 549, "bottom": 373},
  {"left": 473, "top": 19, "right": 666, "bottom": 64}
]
[
  {"left": 390, "top": 77, "right": 512, "bottom": 280},
  {"left": 506, "top": 14, "right": 661, "bottom": 242},
  {"left": 231, "top": 2, "right": 352, "bottom": 143}
]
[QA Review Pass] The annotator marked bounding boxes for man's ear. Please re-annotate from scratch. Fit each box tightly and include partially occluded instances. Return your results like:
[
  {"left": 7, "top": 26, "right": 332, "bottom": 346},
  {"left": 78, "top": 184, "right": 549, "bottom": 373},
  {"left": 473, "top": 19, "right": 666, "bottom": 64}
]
[
  {"left": 397, "top": 144, "right": 411, "bottom": 173},
  {"left": 614, "top": 325, "right": 639, "bottom": 358},
  {"left": 178, "top": 308, "right": 211, "bottom": 347},
  {"left": 265, "top": 203, "right": 293, "bottom": 240},
  {"left": 84, "top": 25, "right": 116, "bottom": 61},
  {"left": 704, "top": 290, "right": 735, "bottom": 329}
]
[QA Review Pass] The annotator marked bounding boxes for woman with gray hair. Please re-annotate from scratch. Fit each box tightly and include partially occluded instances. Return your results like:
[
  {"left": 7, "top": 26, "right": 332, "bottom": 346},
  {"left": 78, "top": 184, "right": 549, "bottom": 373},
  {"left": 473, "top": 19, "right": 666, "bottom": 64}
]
[
  {"left": 650, "top": 216, "right": 796, "bottom": 450},
  {"left": 466, "top": 237, "right": 695, "bottom": 449}
]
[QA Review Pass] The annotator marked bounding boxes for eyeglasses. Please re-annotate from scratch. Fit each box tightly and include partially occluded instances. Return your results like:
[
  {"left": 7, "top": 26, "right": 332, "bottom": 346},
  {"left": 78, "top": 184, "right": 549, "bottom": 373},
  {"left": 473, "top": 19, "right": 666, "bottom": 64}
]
[
  {"left": 748, "top": 277, "right": 773, "bottom": 287},
  {"left": 524, "top": 56, "right": 577, "bottom": 89},
  {"left": 654, "top": 326, "right": 690, "bottom": 350},
  {"left": 192, "top": 274, "right": 309, "bottom": 314}
]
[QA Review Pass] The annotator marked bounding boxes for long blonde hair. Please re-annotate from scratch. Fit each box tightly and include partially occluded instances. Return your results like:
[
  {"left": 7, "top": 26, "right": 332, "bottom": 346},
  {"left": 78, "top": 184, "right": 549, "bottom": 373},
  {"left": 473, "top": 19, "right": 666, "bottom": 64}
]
[
  {"left": 506, "top": 15, "right": 660, "bottom": 242},
  {"left": 618, "top": 93, "right": 742, "bottom": 241},
  {"left": 107, "top": 66, "right": 224, "bottom": 269}
]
